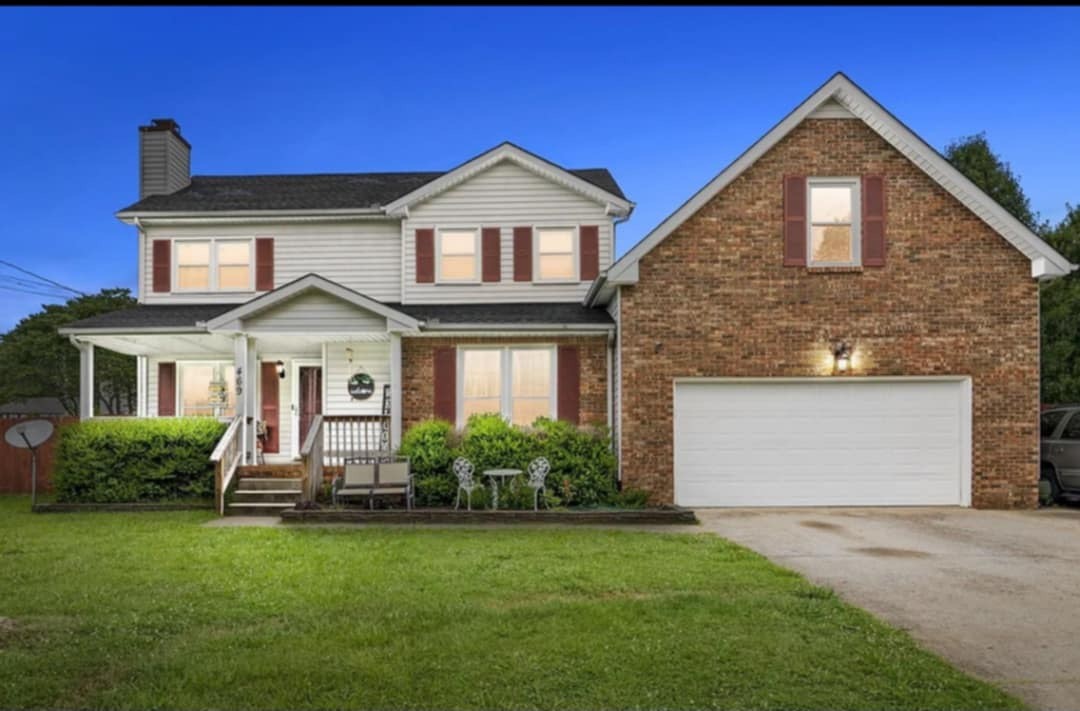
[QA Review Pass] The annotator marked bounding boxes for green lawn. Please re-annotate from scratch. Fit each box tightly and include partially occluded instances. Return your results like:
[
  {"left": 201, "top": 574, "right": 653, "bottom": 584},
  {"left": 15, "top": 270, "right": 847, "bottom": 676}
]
[{"left": 0, "top": 497, "right": 1020, "bottom": 710}]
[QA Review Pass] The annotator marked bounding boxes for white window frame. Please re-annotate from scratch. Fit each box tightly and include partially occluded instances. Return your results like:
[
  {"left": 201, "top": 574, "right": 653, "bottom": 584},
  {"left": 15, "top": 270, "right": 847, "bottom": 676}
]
[
  {"left": 533, "top": 225, "right": 580, "bottom": 283},
  {"left": 807, "top": 178, "right": 861, "bottom": 268},
  {"left": 456, "top": 345, "right": 557, "bottom": 428},
  {"left": 175, "top": 360, "right": 237, "bottom": 419},
  {"left": 172, "top": 237, "right": 255, "bottom": 293},
  {"left": 435, "top": 228, "right": 481, "bottom": 284}
]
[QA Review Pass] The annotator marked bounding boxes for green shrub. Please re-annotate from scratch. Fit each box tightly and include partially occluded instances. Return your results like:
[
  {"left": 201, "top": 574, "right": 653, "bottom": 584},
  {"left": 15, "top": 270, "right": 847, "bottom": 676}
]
[
  {"left": 399, "top": 414, "right": 619, "bottom": 508},
  {"left": 53, "top": 418, "right": 227, "bottom": 503},
  {"left": 613, "top": 487, "right": 650, "bottom": 509}
]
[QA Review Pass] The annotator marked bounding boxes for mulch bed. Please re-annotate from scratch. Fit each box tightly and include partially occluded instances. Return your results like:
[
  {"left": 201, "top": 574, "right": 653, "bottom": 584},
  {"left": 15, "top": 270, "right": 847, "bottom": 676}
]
[{"left": 280, "top": 506, "right": 697, "bottom": 525}]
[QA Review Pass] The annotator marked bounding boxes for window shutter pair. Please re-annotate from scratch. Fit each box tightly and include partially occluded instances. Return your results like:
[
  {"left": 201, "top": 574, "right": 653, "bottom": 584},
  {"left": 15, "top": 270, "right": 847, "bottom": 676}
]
[
  {"left": 431, "top": 345, "right": 582, "bottom": 426},
  {"left": 783, "top": 176, "right": 886, "bottom": 267},
  {"left": 416, "top": 228, "right": 503, "bottom": 283},
  {"left": 150, "top": 238, "right": 274, "bottom": 292}
]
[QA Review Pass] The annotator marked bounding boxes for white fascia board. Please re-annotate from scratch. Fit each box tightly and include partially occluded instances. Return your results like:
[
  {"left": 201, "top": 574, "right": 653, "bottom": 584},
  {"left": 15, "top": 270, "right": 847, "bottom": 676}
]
[
  {"left": 606, "top": 72, "right": 1074, "bottom": 283},
  {"left": 202, "top": 273, "right": 421, "bottom": 331},
  {"left": 58, "top": 326, "right": 207, "bottom": 336},
  {"left": 116, "top": 210, "right": 387, "bottom": 226},
  {"left": 382, "top": 142, "right": 633, "bottom": 217}
]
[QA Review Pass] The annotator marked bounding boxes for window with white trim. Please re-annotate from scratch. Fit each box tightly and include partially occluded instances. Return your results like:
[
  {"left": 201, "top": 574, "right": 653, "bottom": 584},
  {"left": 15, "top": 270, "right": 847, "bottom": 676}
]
[
  {"left": 177, "top": 361, "right": 236, "bottom": 418},
  {"left": 808, "top": 179, "right": 860, "bottom": 266},
  {"left": 459, "top": 346, "right": 555, "bottom": 427},
  {"left": 174, "top": 238, "right": 253, "bottom": 292},
  {"left": 535, "top": 227, "right": 577, "bottom": 281},
  {"left": 438, "top": 229, "right": 479, "bottom": 282}
]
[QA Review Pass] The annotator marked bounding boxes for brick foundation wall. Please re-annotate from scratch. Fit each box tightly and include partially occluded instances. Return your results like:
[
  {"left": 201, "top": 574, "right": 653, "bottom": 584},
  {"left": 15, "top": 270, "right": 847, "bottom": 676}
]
[
  {"left": 618, "top": 118, "right": 1040, "bottom": 509},
  {"left": 402, "top": 335, "right": 610, "bottom": 430}
]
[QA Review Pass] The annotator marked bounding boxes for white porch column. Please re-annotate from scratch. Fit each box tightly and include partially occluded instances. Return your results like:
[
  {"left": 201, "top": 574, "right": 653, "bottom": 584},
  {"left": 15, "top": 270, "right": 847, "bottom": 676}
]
[
  {"left": 245, "top": 338, "right": 258, "bottom": 462},
  {"left": 136, "top": 356, "right": 148, "bottom": 417},
  {"left": 77, "top": 340, "right": 94, "bottom": 420},
  {"left": 234, "top": 335, "right": 249, "bottom": 463},
  {"left": 389, "top": 332, "right": 402, "bottom": 450}
]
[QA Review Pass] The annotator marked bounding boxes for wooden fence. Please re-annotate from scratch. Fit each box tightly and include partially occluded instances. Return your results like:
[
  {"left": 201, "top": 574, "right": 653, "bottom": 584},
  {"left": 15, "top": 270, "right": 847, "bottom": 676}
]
[{"left": 0, "top": 416, "right": 76, "bottom": 493}]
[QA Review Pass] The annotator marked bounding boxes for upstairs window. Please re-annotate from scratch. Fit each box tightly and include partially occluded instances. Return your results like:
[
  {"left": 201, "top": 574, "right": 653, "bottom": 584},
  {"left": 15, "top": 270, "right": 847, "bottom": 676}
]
[
  {"left": 535, "top": 227, "right": 577, "bottom": 281},
  {"left": 174, "top": 239, "right": 253, "bottom": 292},
  {"left": 808, "top": 179, "right": 860, "bottom": 267},
  {"left": 438, "top": 229, "right": 479, "bottom": 282}
]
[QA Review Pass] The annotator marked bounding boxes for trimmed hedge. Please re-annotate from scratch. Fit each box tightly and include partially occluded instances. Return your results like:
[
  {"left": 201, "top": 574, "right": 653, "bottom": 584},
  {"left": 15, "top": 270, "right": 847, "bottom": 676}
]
[
  {"left": 53, "top": 418, "right": 227, "bottom": 503},
  {"left": 400, "top": 414, "right": 620, "bottom": 508}
]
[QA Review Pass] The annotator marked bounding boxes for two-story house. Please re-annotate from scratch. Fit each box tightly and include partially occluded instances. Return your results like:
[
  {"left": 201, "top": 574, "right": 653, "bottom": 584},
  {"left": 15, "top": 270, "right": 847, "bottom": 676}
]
[{"left": 62, "top": 73, "right": 1074, "bottom": 512}]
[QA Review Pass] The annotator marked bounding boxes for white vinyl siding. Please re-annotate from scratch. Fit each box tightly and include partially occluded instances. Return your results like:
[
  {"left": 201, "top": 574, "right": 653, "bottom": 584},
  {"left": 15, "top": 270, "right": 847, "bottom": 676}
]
[
  {"left": 140, "top": 221, "right": 401, "bottom": 304},
  {"left": 404, "top": 161, "right": 613, "bottom": 303},
  {"left": 242, "top": 291, "right": 385, "bottom": 332},
  {"left": 672, "top": 379, "right": 971, "bottom": 507},
  {"left": 324, "top": 342, "right": 391, "bottom": 417}
]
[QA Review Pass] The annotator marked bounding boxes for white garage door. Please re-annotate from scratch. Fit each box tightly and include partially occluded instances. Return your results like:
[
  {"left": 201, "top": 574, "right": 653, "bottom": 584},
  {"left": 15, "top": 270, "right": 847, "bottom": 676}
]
[{"left": 673, "top": 379, "right": 970, "bottom": 507}]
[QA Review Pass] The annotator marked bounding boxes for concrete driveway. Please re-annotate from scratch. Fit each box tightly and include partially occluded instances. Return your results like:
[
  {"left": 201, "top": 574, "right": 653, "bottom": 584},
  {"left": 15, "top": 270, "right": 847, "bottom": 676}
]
[{"left": 694, "top": 506, "right": 1080, "bottom": 711}]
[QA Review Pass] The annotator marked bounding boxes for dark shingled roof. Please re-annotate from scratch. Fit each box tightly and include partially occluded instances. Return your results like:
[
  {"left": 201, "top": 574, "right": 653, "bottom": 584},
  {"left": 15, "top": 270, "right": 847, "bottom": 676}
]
[
  {"left": 63, "top": 304, "right": 234, "bottom": 331},
  {"left": 117, "top": 168, "right": 625, "bottom": 214},
  {"left": 63, "top": 301, "right": 612, "bottom": 331}
]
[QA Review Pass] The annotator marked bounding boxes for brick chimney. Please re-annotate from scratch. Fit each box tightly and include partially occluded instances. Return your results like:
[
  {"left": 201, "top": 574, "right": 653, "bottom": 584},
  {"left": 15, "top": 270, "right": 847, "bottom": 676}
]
[{"left": 138, "top": 118, "right": 191, "bottom": 198}]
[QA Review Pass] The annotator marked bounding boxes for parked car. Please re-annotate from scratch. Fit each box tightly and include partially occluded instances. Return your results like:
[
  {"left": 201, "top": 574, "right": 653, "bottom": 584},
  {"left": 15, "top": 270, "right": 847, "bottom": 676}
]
[{"left": 1040, "top": 407, "right": 1080, "bottom": 501}]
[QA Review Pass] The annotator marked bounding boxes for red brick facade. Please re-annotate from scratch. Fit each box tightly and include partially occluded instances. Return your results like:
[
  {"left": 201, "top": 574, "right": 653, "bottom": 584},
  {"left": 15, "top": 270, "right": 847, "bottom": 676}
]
[
  {"left": 618, "top": 118, "right": 1040, "bottom": 509},
  {"left": 402, "top": 335, "right": 609, "bottom": 430}
]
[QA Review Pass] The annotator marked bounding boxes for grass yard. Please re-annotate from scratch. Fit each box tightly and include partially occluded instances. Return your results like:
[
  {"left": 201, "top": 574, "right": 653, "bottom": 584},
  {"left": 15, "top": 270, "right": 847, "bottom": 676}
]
[{"left": 0, "top": 496, "right": 1020, "bottom": 710}]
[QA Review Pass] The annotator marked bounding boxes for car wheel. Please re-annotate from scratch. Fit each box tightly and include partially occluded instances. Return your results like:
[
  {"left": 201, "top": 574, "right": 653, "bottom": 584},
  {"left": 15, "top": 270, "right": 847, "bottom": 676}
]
[{"left": 1041, "top": 464, "right": 1062, "bottom": 503}]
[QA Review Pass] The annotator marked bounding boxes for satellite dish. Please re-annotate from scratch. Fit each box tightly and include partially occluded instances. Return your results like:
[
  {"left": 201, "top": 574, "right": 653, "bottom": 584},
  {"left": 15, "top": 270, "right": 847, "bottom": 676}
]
[{"left": 4, "top": 419, "right": 54, "bottom": 450}]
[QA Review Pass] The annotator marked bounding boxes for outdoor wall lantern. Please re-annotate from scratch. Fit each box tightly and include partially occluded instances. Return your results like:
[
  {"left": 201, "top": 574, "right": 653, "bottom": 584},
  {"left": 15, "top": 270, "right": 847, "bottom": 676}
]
[
  {"left": 275, "top": 360, "right": 286, "bottom": 379},
  {"left": 831, "top": 341, "right": 853, "bottom": 374}
]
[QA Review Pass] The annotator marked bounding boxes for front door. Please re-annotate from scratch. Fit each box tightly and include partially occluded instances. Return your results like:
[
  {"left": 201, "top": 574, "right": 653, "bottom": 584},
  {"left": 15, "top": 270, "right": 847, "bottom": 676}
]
[{"left": 298, "top": 366, "right": 323, "bottom": 451}]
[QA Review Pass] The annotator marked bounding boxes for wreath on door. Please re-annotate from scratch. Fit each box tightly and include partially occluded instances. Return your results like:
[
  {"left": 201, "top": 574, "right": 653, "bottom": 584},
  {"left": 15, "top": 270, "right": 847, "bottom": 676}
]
[{"left": 348, "top": 372, "right": 375, "bottom": 400}]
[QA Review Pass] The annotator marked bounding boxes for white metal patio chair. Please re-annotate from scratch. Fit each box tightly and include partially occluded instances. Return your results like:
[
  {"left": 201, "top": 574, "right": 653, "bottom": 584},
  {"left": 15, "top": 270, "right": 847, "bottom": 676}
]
[
  {"left": 527, "top": 456, "right": 550, "bottom": 511},
  {"left": 453, "top": 457, "right": 478, "bottom": 511}
]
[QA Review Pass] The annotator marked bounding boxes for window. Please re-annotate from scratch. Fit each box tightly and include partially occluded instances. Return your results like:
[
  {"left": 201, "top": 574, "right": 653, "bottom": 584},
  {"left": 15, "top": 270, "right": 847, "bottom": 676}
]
[
  {"left": 1042, "top": 410, "right": 1068, "bottom": 438},
  {"left": 459, "top": 346, "right": 554, "bottom": 427},
  {"left": 808, "top": 179, "right": 860, "bottom": 266},
  {"left": 174, "top": 238, "right": 253, "bottom": 292},
  {"left": 1062, "top": 413, "right": 1080, "bottom": 441},
  {"left": 535, "top": 227, "right": 577, "bottom": 281},
  {"left": 438, "top": 230, "right": 479, "bottom": 282},
  {"left": 176, "top": 241, "right": 211, "bottom": 290},
  {"left": 216, "top": 241, "right": 251, "bottom": 290},
  {"left": 178, "top": 362, "right": 236, "bottom": 418}
]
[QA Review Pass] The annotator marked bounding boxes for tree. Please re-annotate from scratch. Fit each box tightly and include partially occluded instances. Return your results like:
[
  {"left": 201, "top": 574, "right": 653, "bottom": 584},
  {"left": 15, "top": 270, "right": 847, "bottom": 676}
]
[
  {"left": 1039, "top": 204, "right": 1080, "bottom": 403},
  {"left": 944, "top": 133, "right": 1040, "bottom": 230},
  {"left": 0, "top": 288, "right": 137, "bottom": 415}
]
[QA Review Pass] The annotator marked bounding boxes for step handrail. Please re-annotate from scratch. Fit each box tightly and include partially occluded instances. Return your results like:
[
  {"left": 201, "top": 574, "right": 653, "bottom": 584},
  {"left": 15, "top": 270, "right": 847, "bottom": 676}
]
[
  {"left": 211, "top": 416, "right": 243, "bottom": 515},
  {"left": 299, "top": 414, "right": 325, "bottom": 502}
]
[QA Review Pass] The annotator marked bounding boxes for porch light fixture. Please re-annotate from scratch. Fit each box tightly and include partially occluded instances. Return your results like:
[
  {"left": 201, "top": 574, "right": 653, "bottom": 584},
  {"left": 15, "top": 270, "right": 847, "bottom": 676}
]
[
  {"left": 831, "top": 341, "right": 853, "bottom": 374},
  {"left": 275, "top": 360, "right": 286, "bottom": 379}
]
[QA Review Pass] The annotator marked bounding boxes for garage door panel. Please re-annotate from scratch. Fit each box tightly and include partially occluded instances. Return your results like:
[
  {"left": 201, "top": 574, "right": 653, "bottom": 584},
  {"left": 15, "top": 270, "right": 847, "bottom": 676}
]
[{"left": 673, "top": 380, "right": 968, "bottom": 507}]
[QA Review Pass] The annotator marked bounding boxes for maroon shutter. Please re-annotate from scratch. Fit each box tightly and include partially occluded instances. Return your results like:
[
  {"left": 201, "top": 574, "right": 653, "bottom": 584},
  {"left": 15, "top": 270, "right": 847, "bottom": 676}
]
[
  {"left": 416, "top": 229, "right": 435, "bottom": 283},
  {"left": 513, "top": 227, "right": 532, "bottom": 282},
  {"left": 260, "top": 362, "right": 280, "bottom": 453},
  {"left": 157, "top": 362, "right": 176, "bottom": 416},
  {"left": 433, "top": 347, "right": 456, "bottom": 423},
  {"left": 783, "top": 176, "right": 807, "bottom": 266},
  {"left": 152, "top": 240, "right": 171, "bottom": 292},
  {"left": 481, "top": 227, "right": 501, "bottom": 282},
  {"left": 862, "top": 175, "right": 886, "bottom": 267},
  {"left": 580, "top": 225, "right": 600, "bottom": 280},
  {"left": 557, "top": 346, "right": 580, "bottom": 425},
  {"left": 255, "top": 238, "right": 274, "bottom": 291}
]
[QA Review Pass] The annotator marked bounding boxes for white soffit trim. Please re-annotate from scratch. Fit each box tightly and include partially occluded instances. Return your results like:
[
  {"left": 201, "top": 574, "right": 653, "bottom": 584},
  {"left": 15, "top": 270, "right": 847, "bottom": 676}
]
[
  {"left": 606, "top": 72, "right": 1074, "bottom": 284},
  {"left": 202, "top": 273, "right": 421, "bottom": 332},
  {"left": 382, "top": 142, "right": 634, "bottom": 217}
]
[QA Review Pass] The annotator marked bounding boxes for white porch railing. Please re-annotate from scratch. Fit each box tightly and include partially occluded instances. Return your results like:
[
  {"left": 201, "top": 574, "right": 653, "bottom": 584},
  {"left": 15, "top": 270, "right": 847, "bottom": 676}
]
[
  {"left": 210, "top": 416, "right": 243, "bottom": 515},
  {"left": 299, "top": 414, "right": 324, "bottom": 503}
]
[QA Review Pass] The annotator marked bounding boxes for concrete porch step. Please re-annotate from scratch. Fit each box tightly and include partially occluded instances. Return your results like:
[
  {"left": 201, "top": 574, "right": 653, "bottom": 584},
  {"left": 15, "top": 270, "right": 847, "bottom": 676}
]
[
  {"left": 226, "top": 501, "right": 297, "bottom": 516},
  {"left": 237, "top": 477, "right": 303, "bottom": 492},
  {"left": 231, "top": 490, "right": 303, "bottom": 504},
  {"left": 238, "top": 464, "right": 304, "bottom": 479}
]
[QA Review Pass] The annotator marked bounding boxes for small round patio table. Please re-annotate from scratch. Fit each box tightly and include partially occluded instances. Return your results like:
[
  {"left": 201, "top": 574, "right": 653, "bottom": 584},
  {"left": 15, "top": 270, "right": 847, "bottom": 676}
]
[{"left": 483, "top": 469, "right": 522, "bottom": 510}]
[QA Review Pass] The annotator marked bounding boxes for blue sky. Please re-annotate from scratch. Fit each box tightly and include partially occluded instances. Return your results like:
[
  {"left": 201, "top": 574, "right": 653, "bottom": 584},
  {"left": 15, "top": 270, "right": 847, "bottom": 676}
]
[{"left": 1, "top": 6, "right": 1078, "bottom": 329}]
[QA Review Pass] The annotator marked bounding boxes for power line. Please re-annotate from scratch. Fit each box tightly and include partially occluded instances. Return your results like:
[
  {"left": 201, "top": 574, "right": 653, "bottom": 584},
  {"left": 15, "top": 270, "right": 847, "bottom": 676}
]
[
  {"left": 0, "top": 284, "right": 73, "bottom": 300},
  {"left": 0, "top": 260, "right": 86, "bottom": 296}
]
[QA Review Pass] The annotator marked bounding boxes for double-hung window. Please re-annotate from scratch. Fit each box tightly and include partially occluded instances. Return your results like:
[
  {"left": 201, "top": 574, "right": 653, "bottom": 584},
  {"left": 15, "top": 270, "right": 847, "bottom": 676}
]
[
  {"left": 174, "top": 239, "right": 253, "bottom": 291},
  {"left": 438, "top": 229, "right": 479, "bottom": 282},
  {"left": 459, "top": 346, "right": 555, "bottom": 427},
  {"left": 808, "top": 179, "right": 860, "bottom": 267},
  {"left": 535, "top": 227, "right": 577, "bottom": 281},
  {"left": 177, "top": 361, "right": 236, "bottom": 418}
]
